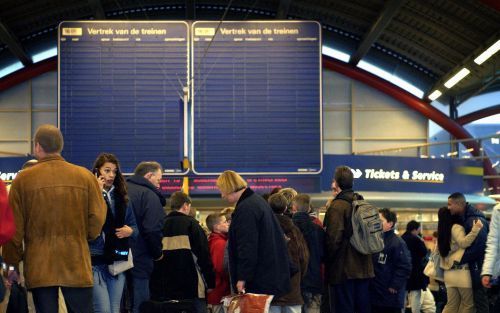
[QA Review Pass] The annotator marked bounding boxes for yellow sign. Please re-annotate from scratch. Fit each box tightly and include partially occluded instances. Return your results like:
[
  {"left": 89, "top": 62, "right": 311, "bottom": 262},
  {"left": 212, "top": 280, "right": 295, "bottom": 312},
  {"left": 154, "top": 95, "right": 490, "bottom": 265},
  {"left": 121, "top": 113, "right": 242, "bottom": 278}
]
[
  {"left": 195, "top": 28, "right": 215, "bottom": 36},
  {"left": 62, "top": 28, "right": 82, "bottom": 36}
]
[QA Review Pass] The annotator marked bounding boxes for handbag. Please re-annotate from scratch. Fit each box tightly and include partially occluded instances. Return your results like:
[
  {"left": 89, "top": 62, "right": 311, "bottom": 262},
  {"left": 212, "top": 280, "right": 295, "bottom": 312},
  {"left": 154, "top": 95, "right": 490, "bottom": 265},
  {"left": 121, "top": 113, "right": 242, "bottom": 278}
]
[
  {"left": 424, "top": 251, "right": 444, "bottom": 282},
  {"left": 223, "top": 293, "right": 274, "bottom": 313},
  {"left": 108, "top": 248, "right": 133, "bottom": 276}
]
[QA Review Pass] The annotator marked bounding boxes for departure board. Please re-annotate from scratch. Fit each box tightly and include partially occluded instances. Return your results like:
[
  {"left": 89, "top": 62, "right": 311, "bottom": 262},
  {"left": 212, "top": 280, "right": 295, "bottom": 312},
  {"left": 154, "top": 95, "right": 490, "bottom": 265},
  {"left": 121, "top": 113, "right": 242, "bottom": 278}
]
[
  {"left": 192, "top": 21, "right": 322, "bottom": 175},
  {"left": 59, "top": 21, "right": 188, "bottom": 173}
]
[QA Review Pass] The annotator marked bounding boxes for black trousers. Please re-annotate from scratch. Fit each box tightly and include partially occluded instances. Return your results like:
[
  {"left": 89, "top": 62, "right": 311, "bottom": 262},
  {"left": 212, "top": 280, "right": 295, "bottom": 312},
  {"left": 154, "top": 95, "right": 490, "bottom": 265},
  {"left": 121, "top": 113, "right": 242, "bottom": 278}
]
[{"left": 31, "top": 286, "right": 93, "bottom": 313}]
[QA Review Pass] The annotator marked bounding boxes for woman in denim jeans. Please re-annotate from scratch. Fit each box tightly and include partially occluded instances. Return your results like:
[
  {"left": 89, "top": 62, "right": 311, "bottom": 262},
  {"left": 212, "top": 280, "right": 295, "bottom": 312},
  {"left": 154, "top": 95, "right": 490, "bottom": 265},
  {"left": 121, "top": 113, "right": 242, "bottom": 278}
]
[{"left": 90, "top": 153, "right": 138, "bottom": 313}]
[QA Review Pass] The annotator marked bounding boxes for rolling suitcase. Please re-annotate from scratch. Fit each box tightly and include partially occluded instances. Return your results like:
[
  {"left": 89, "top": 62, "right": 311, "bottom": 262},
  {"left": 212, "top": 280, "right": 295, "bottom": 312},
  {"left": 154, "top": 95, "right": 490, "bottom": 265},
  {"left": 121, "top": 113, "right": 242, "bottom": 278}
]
[{"left": 139, "top": 299, "right": 195, "bottom": 313}]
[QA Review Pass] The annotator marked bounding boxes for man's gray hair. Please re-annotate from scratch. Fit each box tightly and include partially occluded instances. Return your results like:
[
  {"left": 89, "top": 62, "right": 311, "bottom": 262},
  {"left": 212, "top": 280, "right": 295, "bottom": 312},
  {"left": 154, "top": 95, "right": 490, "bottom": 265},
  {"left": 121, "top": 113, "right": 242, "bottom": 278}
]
[{"left": 134, "top": 161, "right": 163, "bottom": 177}]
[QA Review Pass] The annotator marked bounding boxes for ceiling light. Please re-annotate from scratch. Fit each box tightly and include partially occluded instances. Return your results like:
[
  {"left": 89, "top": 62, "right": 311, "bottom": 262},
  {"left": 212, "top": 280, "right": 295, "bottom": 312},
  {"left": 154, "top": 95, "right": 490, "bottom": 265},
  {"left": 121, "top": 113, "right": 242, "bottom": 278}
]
[
  {"left": 474, "top": 39, "right": 500, "bottom": 65},
  {"left": 444, "top": 68, "right": 470, "bottom": 88},
  {"left": 428, "top": 90, "right": 442, "bottom": 101},
  {"left": 322, "top": 46, "right": 350, "bottom": 63}
]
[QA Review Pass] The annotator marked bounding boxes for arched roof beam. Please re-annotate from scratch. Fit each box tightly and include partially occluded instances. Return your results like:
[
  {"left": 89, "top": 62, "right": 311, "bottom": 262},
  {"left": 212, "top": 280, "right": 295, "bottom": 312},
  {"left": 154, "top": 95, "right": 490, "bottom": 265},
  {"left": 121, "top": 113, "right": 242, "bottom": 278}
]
[
  {"left": 350, "top": 0, "right": 405, "bottom": 66},
  {"left": 323, "top": 56, "right": 499, "bottom": 191},
  {"left": 456, "top": 105, "right": 500, "bottom": 125},
  {"left": 0, "top": 19, "right": 32, "bottom": 66}
]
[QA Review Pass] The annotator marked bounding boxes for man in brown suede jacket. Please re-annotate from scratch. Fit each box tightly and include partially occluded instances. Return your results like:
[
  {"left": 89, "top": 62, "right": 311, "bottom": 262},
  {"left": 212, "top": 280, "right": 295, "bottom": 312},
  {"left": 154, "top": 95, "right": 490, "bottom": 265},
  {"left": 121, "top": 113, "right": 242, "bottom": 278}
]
[
  {"left": 323, "top": 165, "right": 374, "bottom": 313},
  {"left": 3, "top": 124, "right": 106, "bottom": 313}
]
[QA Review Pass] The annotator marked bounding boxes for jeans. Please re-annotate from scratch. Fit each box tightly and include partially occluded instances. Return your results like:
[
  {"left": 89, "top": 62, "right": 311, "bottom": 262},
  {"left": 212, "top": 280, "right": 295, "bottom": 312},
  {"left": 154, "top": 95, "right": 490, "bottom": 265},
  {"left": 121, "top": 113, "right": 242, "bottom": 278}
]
[
  {"left": 269, "top": 305, "right": 302, "bottom": 313},
  {"left": 193, "top": 298, "right": 208, "bottom": 313},
  {"left": 330, "top": 279, "right": 370, "bottom": 313},
  {"left": 408, "top": 290, "right": 422, "bottom": 313},
  {"left": 31, "top": 286, "right": 93, "bottom": 313},
  {"left": 129, "top": 276, "right": 150, "bottom": 313},
  {"left": 92, "top": 264, "right": 126, "bottom": 313}
]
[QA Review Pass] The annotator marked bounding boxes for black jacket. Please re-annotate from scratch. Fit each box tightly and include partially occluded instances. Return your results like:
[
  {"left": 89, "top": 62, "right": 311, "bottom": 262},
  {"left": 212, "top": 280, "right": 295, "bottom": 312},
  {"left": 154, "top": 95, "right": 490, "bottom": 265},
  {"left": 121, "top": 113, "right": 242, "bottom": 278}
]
[
  {"left": 401, "top": 231, "right": 429, "bottom": 291},
  {"left": 370, "top": 230, "right": 412, "bottom": 309},
  {"left": 292, "top": 211, "right": 324, "bottom": 294},
  {"left": 150, "top": 211, "right": 215, "bottom": 301},
  {"left": 459, "top": 203, "right": 489, "bottom": 288},
  {"left": 228, "top": 188, "right": 291, "bottom": 297},
  {"left": 126, "top": 175, "right": 166, "bottom": 278}
]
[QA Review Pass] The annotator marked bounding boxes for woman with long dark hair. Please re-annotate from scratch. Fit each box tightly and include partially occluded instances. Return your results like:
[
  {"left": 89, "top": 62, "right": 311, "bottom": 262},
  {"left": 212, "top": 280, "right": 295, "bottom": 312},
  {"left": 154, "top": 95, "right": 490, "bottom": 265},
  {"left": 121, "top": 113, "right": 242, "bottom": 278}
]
[
  {"left": 90, "top": 153, "right": 138, "bottom": 313},
  {"left": 437, "top": 206, "right": 482, "bottom": 313}
]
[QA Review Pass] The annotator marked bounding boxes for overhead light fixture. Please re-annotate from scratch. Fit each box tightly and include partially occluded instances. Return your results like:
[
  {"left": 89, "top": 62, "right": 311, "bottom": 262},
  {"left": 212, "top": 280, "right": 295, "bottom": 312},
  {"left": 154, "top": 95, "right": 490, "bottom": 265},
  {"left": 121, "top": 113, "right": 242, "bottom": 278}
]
[
  {"left": 322, "top": 46, "right": 350, "bottom": 63},
  {"left": 428, "top": 90, "right": 442, "bottom": 101},
  {"left": 444, "top": 68, "right": 470, "bottom": 88},
  {"left": 474, "top": 39, "right": 500, "bottom": 65},
  {"left": 357, "top": 60, "right": 424, "bottom": 98}
]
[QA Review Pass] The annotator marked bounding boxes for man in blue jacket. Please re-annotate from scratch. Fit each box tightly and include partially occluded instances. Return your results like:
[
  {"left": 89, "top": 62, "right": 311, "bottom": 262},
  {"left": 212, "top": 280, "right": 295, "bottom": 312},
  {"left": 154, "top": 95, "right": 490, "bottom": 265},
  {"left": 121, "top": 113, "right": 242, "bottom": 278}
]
[
  {"left": 370, "top": 208, "right": 412, "bottom": 313},
  {"left": 448, "top": 192, "right": 490, "bottom": 313},
  {"left": 126, "top": 161, "right": 166, "bottom": 313}
]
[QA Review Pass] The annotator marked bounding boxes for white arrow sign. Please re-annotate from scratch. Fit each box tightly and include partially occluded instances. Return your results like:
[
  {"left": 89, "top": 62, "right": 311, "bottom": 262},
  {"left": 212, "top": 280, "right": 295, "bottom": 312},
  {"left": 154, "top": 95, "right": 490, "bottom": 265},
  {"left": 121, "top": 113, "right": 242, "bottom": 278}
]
[{"left": 351, "top": 168, "right": 363, "bottom": 179}]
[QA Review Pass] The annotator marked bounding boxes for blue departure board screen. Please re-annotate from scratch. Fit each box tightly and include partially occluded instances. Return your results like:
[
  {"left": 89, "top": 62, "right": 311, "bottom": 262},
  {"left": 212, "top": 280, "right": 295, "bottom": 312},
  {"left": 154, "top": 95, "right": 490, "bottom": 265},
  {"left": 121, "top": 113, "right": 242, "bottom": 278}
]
[
  {"left": 58, "top": 21, "right": 188, "bottom": 173},
  {"left": 192, "top": 21, "right": 322, "bottom": 175}
]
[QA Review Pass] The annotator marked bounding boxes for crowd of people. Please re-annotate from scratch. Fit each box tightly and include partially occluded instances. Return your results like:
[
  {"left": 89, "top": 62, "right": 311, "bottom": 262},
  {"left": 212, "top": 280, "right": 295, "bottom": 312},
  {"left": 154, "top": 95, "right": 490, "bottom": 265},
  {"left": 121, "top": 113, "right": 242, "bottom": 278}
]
[{"left": 0, "top": 124, "right": 499, "bottom": 313}]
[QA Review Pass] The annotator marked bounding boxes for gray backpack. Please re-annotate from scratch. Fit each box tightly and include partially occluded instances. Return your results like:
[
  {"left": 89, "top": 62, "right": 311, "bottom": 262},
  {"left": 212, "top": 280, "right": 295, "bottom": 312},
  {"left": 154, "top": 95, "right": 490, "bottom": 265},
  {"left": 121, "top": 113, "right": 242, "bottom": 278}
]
[{"left": 349, "top": 194, "right": 384, "bottom": 255}]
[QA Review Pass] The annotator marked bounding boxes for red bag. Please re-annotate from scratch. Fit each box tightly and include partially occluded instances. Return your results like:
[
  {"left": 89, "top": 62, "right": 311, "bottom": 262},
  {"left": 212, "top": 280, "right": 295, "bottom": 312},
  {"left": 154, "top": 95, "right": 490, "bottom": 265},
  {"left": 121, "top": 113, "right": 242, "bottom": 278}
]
[
  {"left": 223, "top": 293, "right": 274, "bottom": 313},
  {"left": 0, "top": 180, "right": 15, "bottom": 245}
]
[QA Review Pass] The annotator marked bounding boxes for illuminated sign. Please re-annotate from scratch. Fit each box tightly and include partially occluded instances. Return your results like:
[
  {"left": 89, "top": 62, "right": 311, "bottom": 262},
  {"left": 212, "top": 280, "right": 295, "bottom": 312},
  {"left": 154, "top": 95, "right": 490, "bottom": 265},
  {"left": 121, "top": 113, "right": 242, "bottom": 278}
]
[
  {"left": 351, "top": 168, "right": 445, "bottom": 183},
  {"left": 0, "top": 171, "right": 17, "bottom": 181},
  {"left": 159, "top": 175, "right": 320, "bottom": 196},
  {"left": 324, "top": 155, "right": 483, "bottom": 194}
]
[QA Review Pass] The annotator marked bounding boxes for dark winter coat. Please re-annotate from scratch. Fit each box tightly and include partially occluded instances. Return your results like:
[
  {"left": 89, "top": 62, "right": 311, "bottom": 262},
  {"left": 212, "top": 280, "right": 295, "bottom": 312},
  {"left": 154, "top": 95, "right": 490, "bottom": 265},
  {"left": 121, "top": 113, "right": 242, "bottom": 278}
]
[
  {"left": 459, "top": 203, "right": 489, "bottom": 287},
  {"left": 292, "top": 211, "right": 324, "bottom": 294},
  {"left": 370, "top": 230, "right": 412, "bottom": 309},
  {"left": 150, "top": 211, "right": 215, "bottom": 301},
  {"left": 228, "top": 188, "right": 291, "bottom": 297},
  {"left": 273, "top": 214, "right": 309, "bottom": 306},
  {"left": 127, "top": 175, "right": 166, "bottom": 279},
  {"left": 401, "top": 231, "right": 429, "bottom": 291},
  {"left": 323, "top": 189, "right": 374, "bottom": 284}
]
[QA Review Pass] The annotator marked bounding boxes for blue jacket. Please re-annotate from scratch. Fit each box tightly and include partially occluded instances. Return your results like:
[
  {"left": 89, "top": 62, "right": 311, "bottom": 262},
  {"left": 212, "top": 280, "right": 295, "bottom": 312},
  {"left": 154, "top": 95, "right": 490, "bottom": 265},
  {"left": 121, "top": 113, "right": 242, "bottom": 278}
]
[
  {"left": 459, "top": 203, "right": 489, "bottom": 287},
  {"left": 228, "top": 188, "right": 291, "bottom": 297},
  {"left": 370, "top": 230, "right": 412, "bottom": 309},
  {"left": 292, "top": 211, "right": 325, "bottom": 294},
  {"left": 89, "top": 186, "right": 138, "bottom": 256},
  {"left": 127, "top": 175, "right": 166, "bottom": 278}
]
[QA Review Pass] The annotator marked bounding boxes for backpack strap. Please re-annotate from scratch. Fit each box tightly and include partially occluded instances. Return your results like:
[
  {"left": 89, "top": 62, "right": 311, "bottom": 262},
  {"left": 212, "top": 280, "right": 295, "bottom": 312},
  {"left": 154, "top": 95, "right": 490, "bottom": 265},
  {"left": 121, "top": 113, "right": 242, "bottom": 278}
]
[{"left": 333, "top": 194, "right": 354, "bottom": 240}]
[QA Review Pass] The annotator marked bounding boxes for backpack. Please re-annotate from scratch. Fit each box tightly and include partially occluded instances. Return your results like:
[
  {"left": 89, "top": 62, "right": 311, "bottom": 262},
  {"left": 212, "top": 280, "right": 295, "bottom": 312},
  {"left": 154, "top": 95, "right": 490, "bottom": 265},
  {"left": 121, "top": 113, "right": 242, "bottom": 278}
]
[{"left": 338, "top": 193, "right": 384, "bottom": 255}]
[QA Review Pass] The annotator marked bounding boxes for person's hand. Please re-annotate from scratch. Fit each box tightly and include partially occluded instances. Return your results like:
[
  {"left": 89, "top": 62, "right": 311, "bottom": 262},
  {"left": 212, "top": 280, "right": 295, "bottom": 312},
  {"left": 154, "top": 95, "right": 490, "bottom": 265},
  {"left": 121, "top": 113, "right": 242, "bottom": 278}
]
[
  {"left": 115, "top": 225, "right": 133, "bottom": 238},
  {"left": 482, "top": 275, "right": 492, "bottom": 288},
  {"left": 95, "top": 174, "right": 105, "bottom": 190},
  {"left": 388, "top": 288, "right": 397, "bottom": 294},
  {"left": 473, "top": 219, "right": 483, "bottom": 230},
  {"left": 236, "top": 280, "right": 246, "bottom": 294},
  {"left": 3, "top": 276, "right": 11, "bottom": 290},
  {"left": 154, "top": 254, "right": 164, "bottom": 261}
]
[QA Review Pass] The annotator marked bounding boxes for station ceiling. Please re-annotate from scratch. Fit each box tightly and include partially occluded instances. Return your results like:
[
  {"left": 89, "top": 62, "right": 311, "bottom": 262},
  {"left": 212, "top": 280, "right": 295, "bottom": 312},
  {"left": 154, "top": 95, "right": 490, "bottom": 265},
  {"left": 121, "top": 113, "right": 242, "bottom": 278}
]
[{"left": 0, "top": 0, "right": 499, "bottom": 106}]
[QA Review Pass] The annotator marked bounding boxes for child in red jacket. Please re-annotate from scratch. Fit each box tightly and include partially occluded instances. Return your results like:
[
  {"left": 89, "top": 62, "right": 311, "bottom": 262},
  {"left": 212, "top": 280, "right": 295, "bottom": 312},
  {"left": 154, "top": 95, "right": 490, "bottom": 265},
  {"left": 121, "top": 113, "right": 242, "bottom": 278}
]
[{"left": 206, "top": 213, "right": 230, "bottom": 313}]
